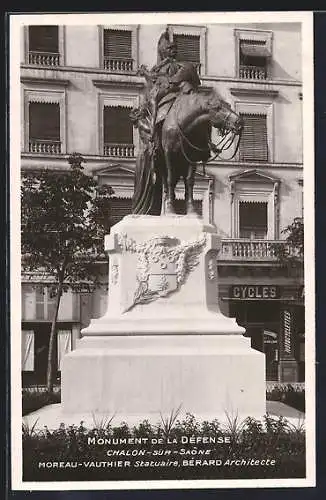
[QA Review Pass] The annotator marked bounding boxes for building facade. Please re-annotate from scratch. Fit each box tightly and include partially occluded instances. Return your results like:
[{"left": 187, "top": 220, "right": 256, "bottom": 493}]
[{"left": 20, "top": 22, "right": 304, "bottom": 386}]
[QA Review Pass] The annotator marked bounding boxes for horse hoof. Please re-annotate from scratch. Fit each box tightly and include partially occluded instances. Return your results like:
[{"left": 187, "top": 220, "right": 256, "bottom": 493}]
[
  {"left": 165, "top": 202, "right": 176, "bottom": 215},
  {"left": 186, "top": 206, "right": 198, "bottom": 216}
]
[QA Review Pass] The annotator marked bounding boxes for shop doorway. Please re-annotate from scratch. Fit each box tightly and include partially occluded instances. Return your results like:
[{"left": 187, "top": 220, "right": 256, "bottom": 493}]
[{"left": 229, "top": 301, "right": 280, "bottom": 381}]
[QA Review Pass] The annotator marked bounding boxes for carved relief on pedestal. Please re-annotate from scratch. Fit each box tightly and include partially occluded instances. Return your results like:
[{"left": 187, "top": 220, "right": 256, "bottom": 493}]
[
  {"left": 110, "top": 259, "right": 119, "bottom": 285},
  {"left": 117, "top": 233, "right": 207, "bottom": 309},
  {"left": 207, "top": 257, "right": 217, "bottom": 280}
]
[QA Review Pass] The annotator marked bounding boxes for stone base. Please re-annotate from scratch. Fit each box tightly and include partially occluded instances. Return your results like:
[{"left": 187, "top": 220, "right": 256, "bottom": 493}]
[
  {"left": 62, "top": 334, "right": 266, "bottom": 418},
  {"left": 62, "top": 215, "right": 266, "bottom": 419}
]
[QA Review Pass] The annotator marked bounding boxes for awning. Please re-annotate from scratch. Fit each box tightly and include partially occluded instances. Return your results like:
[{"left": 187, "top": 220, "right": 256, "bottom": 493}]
[
  {"left": 264, "top": 330, "right": 278, "bottom": 339},
  {"left": 240, "top": 43, "right": 271, "bottom": 58}
]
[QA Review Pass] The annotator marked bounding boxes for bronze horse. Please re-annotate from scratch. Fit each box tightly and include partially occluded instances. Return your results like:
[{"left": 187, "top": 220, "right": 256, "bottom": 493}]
[{"left": 131, "top": 82, "right": 243, "bottom": 216}]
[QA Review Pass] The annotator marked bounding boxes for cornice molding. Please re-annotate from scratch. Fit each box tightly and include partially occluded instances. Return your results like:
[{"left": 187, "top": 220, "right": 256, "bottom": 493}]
[
  {"left": 229, "top": 168, "right": 280, "bottom": 184},
  {"left": 21, "top": 76, "right": 70, "bottom": 87},
  {"left": 20, "top": 64, "right": 302, "bottom": 88},
  {"left": 230, "top": 87, "right": 279, "bottom": 98},
  {"left": 203, "top": 75, "right": 302, "bottom": 87},
  {"left": 92, "top": 79, "right": 144, "bottom": 90}
]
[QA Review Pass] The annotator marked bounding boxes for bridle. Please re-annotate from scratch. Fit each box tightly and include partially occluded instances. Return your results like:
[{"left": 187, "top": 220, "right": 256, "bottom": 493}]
[{"left": 175, "top": 106, "right": 242, "bottom": 165}]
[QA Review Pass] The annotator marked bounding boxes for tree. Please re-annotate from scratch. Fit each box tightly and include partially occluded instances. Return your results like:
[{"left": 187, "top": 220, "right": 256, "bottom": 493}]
[
  {"left": 271, "top": 217, "right": 304, "bottom": 268},
  {"left": 21, "top": 153, "right": 114, "bottom": 392}
]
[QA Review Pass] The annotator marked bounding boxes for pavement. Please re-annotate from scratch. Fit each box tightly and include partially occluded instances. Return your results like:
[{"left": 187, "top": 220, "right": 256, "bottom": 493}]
[{"left": 23, "top": 401, "right": 305, "bottom": 431}]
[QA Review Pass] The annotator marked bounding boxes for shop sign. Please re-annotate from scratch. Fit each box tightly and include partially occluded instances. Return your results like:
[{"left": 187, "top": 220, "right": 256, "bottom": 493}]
[
  {"left": 230, "top": 285, "right": 280, "bottom": 300},
  {"left": 282, "top": 309, "right": 292, "bottom": 354}
]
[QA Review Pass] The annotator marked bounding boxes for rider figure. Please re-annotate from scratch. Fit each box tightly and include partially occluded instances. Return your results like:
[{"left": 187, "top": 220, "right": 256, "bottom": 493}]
[
  {"left": 141, "top": 28, "right": 201, "bottom": 144},
  {"left": 130, "top": 28, "right": 202, "bottom": 215}
]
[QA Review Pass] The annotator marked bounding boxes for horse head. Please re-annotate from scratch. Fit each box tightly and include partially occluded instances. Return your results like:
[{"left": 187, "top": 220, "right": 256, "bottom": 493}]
[{"left": 206, "top": 91, "right": 243, "bottom": 136}]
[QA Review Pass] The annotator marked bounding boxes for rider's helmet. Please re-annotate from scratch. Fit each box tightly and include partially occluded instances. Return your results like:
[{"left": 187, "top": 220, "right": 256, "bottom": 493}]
[{"left": 157, "top": 28, "right": 177, "bottom": 62}]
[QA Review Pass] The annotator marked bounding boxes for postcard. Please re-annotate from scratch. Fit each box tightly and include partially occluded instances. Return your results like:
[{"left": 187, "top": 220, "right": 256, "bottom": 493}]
[{"left": 9, "top": 10, "right": 315, "bottom": 491}]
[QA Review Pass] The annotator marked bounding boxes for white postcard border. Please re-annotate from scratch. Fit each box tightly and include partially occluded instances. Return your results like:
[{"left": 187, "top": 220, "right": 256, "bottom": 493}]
[{"left": 10, "top": 10, "right": 315, "bottom": 491}]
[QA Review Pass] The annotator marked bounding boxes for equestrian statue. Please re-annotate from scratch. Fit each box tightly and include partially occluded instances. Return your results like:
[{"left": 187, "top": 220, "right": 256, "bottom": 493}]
[{"left": 130, "top": 28, "right": 243, "bottom": 216}]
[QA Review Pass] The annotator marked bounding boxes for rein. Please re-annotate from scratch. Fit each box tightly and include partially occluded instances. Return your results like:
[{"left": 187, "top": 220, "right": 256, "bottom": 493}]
[{"left": 176, "top": 108, "right": 241, "bottom": 164}]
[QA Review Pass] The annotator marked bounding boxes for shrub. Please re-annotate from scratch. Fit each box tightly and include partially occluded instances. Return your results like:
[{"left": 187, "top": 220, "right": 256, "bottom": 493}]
[{"left": 22, "top": 414, "right": 305, "bottom": 481}]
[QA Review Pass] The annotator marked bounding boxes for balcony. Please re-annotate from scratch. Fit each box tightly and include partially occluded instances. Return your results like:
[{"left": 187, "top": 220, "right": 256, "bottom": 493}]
[
  {"left": 29, "top": 140, "right": 61, "bottom": 154},
  {"left": 239, "top": 65, "right": 267, "bottom": 80},
  {"left": 220, "top": 239, "right": 293, "bottom": 262},
  {"left": 104, "top": 143, "right": 134, "bottom": 157},
  {"left": 103, "top": 58, "right": 134, "bottom": 72},
  {"left": 28, "top": 51, "right": 60, "bottom": 67}
]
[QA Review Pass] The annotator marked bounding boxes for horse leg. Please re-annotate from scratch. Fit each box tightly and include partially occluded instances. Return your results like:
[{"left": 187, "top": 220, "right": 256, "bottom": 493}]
[
  {"left": 164, "top": 150, "right": 176, "bottom": 214},
  {"left": 161, "top": 171, "right": 169, "bottom": 215},
  {"left": 184, "top": 175, "right": 189, "bottom": 209},
  {"left": 186, "top": 165, "right": 197, "bottom": 215}
]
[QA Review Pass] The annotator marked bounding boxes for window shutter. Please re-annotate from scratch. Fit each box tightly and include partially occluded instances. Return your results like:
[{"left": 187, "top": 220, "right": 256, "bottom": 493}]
[
  {"left": 239, "top": 202, "right": 267, "bottom": 228},
  {"left": 35, "top": 286, "right": 57, "bottom": 320},
  {"left": 239, "top": 201, "right": 268, "bottom": 238},
  {"left": 22, "top": 330, "right": 35, "bottom": 371},
  {"left": 110, "top": 197, "right": 132, "bottom": 225},
  {"left": 29, "top": 26, "right": 59, "bottom": 53},
  {"left": 174, "top": 34, "right": 200, "bottom": 64},
  {"left": 103, "top": 106, "right": 133, "bottom": 144},
  {"left": 29, "top": 102, "right": 60, "bottom": 141},
  {"left": 57, "top": 330, "right": 72, "bottom": 370},
  {"left": 103, "top": 29, "right": 132, "bottom": 59},
  {"left": 239, "top": 114, "right": 268, "bottom": 162}
]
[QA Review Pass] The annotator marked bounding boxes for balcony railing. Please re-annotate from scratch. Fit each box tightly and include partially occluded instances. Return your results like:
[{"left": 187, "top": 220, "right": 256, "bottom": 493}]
[
  {"left": 29, "top": 140, "right": 61, "bottom": 154},
  {"left": 28, "top": 51, "right": 60, "bottom": 66},
  {"left": 104, "top": 143, "right": 134, "bottom": 157},
  {"left": 103, "top": 58, "right": 134, "bottom": 72},
  {"left": 220, "top": 239, "right": 294, "bottom": 262},
  {"left": 239, "top": 65, "right": 267, "bottom": 80}
]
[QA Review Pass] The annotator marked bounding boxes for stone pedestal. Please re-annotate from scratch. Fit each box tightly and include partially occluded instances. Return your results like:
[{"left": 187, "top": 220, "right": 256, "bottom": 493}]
[{"left": 62, "top": 215, "right": 266, "bottom": 419}]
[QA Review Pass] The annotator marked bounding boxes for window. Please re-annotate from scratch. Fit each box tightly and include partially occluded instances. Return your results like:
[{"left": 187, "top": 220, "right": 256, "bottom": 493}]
[
  {"left": 110, "top": 198, "right": 133, "bottom": 225},
  {"left": 168, "top": 25, "right": 206, "bottom": 75},
  {"left": 239, "top": 40, "right": 270, "bottom": 80},
  {"left": 28, "top": 102, "right": 61, "bottom": 154},
  {"left": 229, "top": 170, "right": 280, "bottom": 239},
  {"left": 93, "top": 195, "right": 131, "bottom": 228},
  {"left": 235, "top": 29, "right": 272, "bottom": 81},
  {"left": 22, "top": 284, "right": 77, "bottom": 322},
  {"left": 103, "top": 29, "right": 133, "bottom": 72},
  {"left": 35, "top": 286, "right": 56, "bottom": 320},
  {"left": 103, "top": 106, "right": 134, "bottom": 157},
  {"left": 28, "top": 25, "right": 60, "bottom": 66},
  {"left": 174, "top": 34, "right": 200, "bottom": 72},
  {"left": 239, "top": 201, "right": 268, "bottom": 239},
  {"left": 239, "top": 113, "right": 268, "bottom": 163},
  {"left": 23, "top": 84, "right": 68, "bottom": 155}
]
